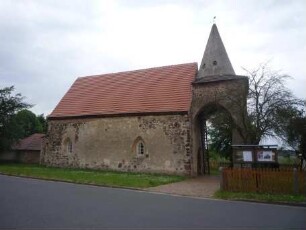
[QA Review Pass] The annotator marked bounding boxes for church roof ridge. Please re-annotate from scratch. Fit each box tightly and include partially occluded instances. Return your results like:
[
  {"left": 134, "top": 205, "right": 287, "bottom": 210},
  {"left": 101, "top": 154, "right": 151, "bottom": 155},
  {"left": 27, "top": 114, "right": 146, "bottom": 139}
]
[{"left": 79, "top": 62, "right": 198, "bottom": 80}]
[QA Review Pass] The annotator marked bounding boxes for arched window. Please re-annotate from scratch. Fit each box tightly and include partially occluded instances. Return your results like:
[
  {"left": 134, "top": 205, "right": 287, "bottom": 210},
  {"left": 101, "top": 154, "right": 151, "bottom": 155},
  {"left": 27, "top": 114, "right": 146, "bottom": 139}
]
[
  {"left": 137, "top": 142, "right": 144, "bottom": 155},
  {"left": 133, "top": 136, "right": 147, "bottom": 157},
  {"left": 67, "top": 140, "right": 73, "bottom": 153},
  {"left": 64, "top": 138, "right": 73, "bottom": 154}
]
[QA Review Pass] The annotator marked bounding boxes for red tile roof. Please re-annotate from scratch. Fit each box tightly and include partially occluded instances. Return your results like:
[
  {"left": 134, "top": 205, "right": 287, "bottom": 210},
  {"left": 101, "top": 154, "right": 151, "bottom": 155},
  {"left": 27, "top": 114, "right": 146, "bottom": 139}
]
[
  {"left": 49, "top": 63, "right": 197, "bottom": 118},
  {"left": 13, "top": 133, "right": 45, "bottom": 151}
]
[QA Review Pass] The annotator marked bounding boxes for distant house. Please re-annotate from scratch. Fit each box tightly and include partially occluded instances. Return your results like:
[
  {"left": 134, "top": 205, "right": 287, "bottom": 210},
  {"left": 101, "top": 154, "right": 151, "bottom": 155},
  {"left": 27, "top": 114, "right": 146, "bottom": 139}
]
[{"left": 12, "top": 133, "right": 45, "bottom": 164}]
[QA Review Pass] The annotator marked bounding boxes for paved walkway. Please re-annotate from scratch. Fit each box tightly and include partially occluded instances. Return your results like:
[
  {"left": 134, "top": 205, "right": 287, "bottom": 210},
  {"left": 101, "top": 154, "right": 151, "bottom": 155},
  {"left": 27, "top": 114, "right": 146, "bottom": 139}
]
[{"left": 147, "top": 175, "right": 220, "bottom": 198}]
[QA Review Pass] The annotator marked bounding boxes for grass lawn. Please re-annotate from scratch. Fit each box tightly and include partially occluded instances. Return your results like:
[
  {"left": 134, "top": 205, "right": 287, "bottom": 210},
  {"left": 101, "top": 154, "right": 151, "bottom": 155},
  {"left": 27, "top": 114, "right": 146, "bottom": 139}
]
[
  {"left": 0, "top": 163, "right": 185, "bottom": 188},
  {"left": 214, "top": 190, "right": 306, "bottom": 203},
  {"left": 209, "top": 168, "right": 220, "bottom": 176}
]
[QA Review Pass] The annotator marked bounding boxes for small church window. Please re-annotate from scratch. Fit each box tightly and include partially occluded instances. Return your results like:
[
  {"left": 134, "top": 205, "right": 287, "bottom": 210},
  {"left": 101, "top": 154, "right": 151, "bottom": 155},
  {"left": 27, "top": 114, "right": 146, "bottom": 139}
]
[
  {"left": 133, "top": 136, "right": 147, "bottom": 157},
  {"left": 68, "top": 142, "right": 72, "bottom": 153},
  {"left": 213, "top": 60, "right": 217, "bottom": 66},
  {"left": 137, "top": 142, "right": 144, "bottom": 155},
  {"left": 66, "top": 139, "right": 73, "bottom": 153}
]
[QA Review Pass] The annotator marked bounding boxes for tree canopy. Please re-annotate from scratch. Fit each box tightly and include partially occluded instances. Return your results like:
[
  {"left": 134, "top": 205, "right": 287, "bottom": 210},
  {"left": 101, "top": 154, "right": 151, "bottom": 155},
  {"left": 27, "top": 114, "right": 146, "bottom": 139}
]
[
  {"left": 14, "top": 109, "right": 43, "bottom": 137},
  {"left": 0, "top": 86, "right": 30, "bottom": 127},
  {"left": 274, "top": 105, "right": 306, "bottom": 159},
  {"left": 245, "top": 64, "right": 304, "bottom": 144},
  {"left": 0, "top": 86, "right": 46, "bottom": 151},
  {"left": 0, "top": 86, "right": 31, "bottom": 151},
  {"left": 208, "top": 112, "right": 233, "bottom": 159},
  {"left": 208, "top": 63, "right": 305, "bottom": 159}
]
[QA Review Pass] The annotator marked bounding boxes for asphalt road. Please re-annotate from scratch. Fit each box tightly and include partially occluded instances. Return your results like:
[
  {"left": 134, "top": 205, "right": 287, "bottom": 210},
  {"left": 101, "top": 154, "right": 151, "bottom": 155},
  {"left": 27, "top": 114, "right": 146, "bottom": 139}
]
[{"left": 1, "top": 175, "right": 305, "bottom": 229}]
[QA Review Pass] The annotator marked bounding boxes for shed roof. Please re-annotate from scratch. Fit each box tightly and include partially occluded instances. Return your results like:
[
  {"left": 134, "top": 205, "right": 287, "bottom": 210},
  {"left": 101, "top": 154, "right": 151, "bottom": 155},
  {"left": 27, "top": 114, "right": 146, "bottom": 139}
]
[
  {"left": 13, "top": 133, "right": 45, "bottom": 151},
  {"left": 49, "top": 63, "right": 197, "bottom": 118}
]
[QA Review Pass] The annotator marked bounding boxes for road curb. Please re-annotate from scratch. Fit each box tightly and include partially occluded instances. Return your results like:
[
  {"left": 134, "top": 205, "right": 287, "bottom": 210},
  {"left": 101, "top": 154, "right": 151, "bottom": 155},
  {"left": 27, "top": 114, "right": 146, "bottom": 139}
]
[
  {"left": 1, "top": 173, "right": 305, "bottom": 208},
  {"left": 0, "top": 172, "right": 146, "bottom": 192},
  {"left": 226, "top": 198, "right": 306, "bottom": 208}
]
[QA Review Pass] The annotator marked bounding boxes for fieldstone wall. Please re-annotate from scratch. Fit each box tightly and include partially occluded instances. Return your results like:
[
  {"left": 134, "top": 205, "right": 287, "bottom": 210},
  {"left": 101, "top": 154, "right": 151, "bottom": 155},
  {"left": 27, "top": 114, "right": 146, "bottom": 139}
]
[
  {"left": 191, "top": 78, "right": 248, "bottom": 123},
  {"left": 41, "top": 114, "right": 191, "bottom": 175}
]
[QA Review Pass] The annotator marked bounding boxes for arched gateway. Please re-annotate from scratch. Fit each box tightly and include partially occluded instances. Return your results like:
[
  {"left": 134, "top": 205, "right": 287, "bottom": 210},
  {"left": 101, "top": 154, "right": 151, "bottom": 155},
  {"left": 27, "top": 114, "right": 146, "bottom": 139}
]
[{"left": 190, "top": 24, "right": 249, "bottom": 175}]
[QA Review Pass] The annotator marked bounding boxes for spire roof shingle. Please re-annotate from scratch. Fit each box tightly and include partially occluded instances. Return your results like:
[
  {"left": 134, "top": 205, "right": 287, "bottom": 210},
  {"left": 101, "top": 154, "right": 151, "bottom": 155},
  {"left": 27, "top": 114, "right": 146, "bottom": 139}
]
[{"left": 197, "top": 24, "right": 235, "bottom": 78}]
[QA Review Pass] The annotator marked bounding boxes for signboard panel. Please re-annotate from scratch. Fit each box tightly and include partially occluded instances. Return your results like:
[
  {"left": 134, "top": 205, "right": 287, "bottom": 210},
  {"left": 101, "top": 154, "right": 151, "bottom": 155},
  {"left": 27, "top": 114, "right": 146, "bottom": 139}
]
[
  {"left": 243, "top": 151, "right": 253, "bottom": 162},
  {"left": 232, "top": 145, "right": 278, "bottom": 165},
  {"left": 257, "top": 150, "right": 274, "bottom": 162}
]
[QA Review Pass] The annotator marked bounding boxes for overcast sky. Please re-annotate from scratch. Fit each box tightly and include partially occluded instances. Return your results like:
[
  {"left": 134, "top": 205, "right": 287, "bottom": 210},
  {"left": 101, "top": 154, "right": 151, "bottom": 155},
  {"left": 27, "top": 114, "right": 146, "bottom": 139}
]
[{"left": 1, "top": 0, "right": 305, "bottom": 116}]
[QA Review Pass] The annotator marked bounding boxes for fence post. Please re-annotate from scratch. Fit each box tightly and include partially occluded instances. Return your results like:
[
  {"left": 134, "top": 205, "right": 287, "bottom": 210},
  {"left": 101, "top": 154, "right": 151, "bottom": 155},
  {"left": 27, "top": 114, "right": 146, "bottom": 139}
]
[
  {"left": 293, "top": 168, "right": 298, "bottom": 195},
  {"left": 219, "top": 167, "right": 224, "bottom": 191}
]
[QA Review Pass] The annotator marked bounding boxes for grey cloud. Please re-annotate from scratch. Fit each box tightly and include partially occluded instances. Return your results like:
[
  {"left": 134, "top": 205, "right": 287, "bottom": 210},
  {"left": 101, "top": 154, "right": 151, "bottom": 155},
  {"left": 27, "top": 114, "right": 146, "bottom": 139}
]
[{"left": 0, "top": 0, "right": 305, "bottom": 117}]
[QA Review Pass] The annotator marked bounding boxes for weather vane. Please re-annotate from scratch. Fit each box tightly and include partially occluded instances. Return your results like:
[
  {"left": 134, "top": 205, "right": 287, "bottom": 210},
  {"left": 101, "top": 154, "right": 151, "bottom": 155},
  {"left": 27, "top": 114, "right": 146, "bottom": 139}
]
[{"left": 213, "top": 16, "right": 216, "bottom": 24}]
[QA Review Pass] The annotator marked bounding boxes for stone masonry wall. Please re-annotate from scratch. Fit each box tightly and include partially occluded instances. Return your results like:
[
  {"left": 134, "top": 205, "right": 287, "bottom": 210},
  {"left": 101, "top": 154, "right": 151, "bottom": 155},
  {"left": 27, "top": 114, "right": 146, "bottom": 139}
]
[
  {"left": 190, "top": 78, "right": 249, "bottom": 175},
  {"left": 41, "top": 114, "right": 191, "bottom": 175}
]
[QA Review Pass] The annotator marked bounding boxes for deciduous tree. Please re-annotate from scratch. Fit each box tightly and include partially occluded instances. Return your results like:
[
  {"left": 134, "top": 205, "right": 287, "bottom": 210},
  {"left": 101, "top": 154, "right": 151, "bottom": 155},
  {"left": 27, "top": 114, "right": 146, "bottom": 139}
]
[
  {"left": 0, "top": 86, "right": 31, "bottom": 151},
  {"left": 208, "top": 63, "right": 304, "bottom": 159},
  {"left": 245, "top": 63, "right": 304, "bottom": 144},
  {"left": 274, "top": 105, "right": 306, "bottom": 160},
  {"left": 14, "top": 109, "right": 43, "bottom": 138}
]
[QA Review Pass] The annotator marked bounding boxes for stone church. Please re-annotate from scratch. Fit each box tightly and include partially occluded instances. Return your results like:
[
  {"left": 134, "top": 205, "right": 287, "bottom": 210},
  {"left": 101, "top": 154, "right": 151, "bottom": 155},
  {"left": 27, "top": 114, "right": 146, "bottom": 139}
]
[{"left": 41, "top": 24, "right": 249, "bottom": 176}]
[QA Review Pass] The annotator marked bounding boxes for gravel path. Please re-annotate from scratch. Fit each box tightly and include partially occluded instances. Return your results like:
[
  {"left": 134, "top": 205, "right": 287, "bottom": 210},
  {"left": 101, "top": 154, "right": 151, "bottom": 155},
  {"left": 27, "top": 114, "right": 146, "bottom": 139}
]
[{"left": 147, "top": 175, "right": 220, "bottom": 198}]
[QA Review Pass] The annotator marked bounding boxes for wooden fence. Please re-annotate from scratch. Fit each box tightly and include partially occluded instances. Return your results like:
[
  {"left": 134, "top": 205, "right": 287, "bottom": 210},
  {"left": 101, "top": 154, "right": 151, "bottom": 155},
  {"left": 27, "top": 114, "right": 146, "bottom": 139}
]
[{"left": 220, "top": 168, "right": 306, "bottom": 195}]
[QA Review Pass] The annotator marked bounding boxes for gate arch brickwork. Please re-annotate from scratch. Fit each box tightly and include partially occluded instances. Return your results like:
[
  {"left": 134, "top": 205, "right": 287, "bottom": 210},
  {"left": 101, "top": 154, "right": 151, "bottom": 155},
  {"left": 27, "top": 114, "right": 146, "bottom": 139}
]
[{"left": 190, "top": 77, "right": 249, "bottom": 175}]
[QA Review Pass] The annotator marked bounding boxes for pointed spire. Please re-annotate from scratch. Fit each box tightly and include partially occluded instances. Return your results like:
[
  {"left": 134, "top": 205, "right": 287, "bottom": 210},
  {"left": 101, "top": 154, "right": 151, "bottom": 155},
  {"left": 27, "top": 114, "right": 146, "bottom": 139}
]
[{"left": 197, "top": 24, "right": 235, "bottom": 78}]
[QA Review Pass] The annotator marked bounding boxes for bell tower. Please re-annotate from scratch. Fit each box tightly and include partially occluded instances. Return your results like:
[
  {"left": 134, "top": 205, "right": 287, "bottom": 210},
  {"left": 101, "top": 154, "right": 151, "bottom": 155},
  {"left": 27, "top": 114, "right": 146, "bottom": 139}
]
[{"left": 190, "top": 23, "right": 249, "bottom": 175}]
